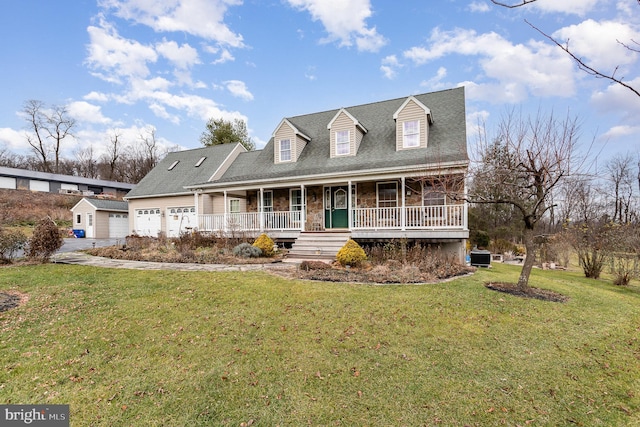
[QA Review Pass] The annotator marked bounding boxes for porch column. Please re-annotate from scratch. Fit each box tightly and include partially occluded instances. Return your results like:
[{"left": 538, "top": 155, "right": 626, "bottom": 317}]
[
  {"left": 193, "top": 191, "right": 199, "bottom": 231},
  {"left": 301, "top": 184, "right": 306, "bottom": 231},
  {"left": 348, "top": 180, "right": 353, "bottom": 230},
  {"left": 401, "top": 177, "right": 406, "bottom": 231},
  {"left": 223, "top": 190, "right": 228, "bottom": 233},
  {"left": 259, "top": 188, "right": 265, "bottom": 232}
]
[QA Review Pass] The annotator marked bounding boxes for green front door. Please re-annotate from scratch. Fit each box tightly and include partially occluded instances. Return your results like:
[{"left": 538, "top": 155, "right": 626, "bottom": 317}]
[{"left": 325, "top": 186, "right": 349, "bottom": 228}]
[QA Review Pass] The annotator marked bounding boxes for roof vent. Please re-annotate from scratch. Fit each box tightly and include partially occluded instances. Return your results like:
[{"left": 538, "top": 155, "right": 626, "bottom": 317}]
[
  {"left": 167, "top": 160, "right": 179, "bottom": 171},
  {"left": 195, "top": 157, "right": 206, "bottom": 167}
]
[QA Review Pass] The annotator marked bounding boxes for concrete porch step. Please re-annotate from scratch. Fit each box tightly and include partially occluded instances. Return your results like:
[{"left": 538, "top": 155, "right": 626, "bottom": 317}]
[{"left": 285, "top": 231, "right": 351, "bottom": 263}]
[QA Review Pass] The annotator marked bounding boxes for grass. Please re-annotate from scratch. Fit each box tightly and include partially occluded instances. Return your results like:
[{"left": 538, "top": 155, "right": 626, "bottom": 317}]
[{"left": 1, "top": 263, "right": 639, "bottom": 426}]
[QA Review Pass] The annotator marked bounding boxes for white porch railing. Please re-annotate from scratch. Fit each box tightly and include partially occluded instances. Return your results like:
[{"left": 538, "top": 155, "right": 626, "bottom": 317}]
[
  {"left": 198, "top": 205, "right": 467, "bottom": 233},
  {"left": 352, "top": 204, "right": 467, "bottom": 229},
  {"left": 199, "top": 211, "right": 302, "bottom": 233}
]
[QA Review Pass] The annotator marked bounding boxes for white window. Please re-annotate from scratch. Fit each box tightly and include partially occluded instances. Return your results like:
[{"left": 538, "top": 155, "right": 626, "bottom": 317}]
[
  {"left": 377, "top": 182, "right": 398, "bottom": 208},
  {"left": 229, "top": 199, "right": 240, "bottom": 213},
  {"left": 423, "top": 184, "right": 445, "bottom": 206},
  {"left": 290, "top": 189, "right": 303, "bottom": 211},
  {"left": 336, "top": 130, "right": 350, "bottom": 155},
  {"left": 403, "top": 120, "right": 420, "bottom": 148},
  {"left": 262, "top": 191, "right": 273, "bottom": 212},
  {"left": 279, "top": 139, "right": 291, "bottom": 162}
]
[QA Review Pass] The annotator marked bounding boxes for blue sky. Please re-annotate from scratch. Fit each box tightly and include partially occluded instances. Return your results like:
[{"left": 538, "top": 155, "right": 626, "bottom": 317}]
[{"left": 0, "top": 0, "right": 638, "bottom": 166}]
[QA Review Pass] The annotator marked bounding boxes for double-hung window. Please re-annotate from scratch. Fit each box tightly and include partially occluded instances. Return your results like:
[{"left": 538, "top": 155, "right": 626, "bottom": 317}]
[
  {"left": 229, "top": 199, "right": 240, "bottom": 213},
  {"left": 279, "top": 139, "right": 291, "bottom": 162},
  {"left": 336, "top": 130, "right": 350, "bottom": 155},
  {"left": 403, "top": 120, "right": 420, "bottom": 148}
]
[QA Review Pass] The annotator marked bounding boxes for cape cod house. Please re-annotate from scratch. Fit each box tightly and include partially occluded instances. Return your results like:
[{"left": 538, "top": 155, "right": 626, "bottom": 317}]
[{"left": 124, "top": 87, "right": 469, "bottom": 261}]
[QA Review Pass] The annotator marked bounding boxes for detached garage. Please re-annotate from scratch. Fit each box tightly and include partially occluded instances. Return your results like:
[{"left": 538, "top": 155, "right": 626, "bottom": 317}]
[{"left": 71, "top": 198, "right": 129, "bottom": 239}]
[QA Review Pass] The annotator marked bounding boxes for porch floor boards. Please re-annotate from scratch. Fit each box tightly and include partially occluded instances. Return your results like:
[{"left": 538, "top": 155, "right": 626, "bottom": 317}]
[{"left": 284, "top": 231, "right": 351, "bottom": 263}]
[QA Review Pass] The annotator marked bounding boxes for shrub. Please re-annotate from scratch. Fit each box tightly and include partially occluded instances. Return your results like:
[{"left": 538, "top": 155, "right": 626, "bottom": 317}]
[
  {"left": 336, "top": 239, "right": 367, "bottom": 267},
  {"left": 0, "top": 228, "right": 27, "bottom": 262},
  {"left": 233, "top": 242, "right": 262, "bottom": 258},
  {"left": 299, "top": 260, "right": 331, "bottom": 271},
  {"left": 253, "top": 233, "right": 275, "bottom": 257},
  {"left": 26, "top": 217, "right": 64, "bottom": 262}
]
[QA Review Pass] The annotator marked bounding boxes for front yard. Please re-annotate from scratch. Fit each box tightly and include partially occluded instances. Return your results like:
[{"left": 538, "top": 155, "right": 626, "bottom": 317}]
[{"left": 1, "top": 263, "right": 639, "bottom": 425}]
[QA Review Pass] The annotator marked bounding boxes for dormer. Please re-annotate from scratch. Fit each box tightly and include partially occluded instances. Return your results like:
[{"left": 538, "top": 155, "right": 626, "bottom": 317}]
[
  {"left": 327, "top": 108, "right": 367, "bottom": 158},
  {"left": 393, "top": 96, "right": 433, "bottom": 151},
  {"left": 272, "top": 119, "right": 311, "bottom": 164}
]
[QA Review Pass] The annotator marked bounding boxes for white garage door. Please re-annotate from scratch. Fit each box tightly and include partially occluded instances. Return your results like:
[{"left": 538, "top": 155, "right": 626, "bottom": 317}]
[
  {"left": 29, "top": 179, "right": 50, "bottom": 192},
  {"left": 134, "top": 208, "right": 162, "bottom": 237},
  {"left": 0, "top": 176, "right": 16, "bottom": 189},
  {"left": 108, "top": 213, "right": 129, "bottom": 238},
  {"left": 166, "top": 206, "right": 197, "bottom": 237}
]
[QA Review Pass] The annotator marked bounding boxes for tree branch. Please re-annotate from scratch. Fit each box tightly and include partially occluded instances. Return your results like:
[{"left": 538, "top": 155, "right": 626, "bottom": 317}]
[
  {"left": 525, "top": 19, "right": 640, "bottom": 98},
  {"left": 490, "top": 0, "right": 538, "bottom": 7}
]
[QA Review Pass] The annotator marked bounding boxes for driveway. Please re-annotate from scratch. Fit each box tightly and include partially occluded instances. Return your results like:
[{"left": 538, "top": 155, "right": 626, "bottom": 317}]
[{"left": 58, "top": 238, "right": 123, "bottom": 253}]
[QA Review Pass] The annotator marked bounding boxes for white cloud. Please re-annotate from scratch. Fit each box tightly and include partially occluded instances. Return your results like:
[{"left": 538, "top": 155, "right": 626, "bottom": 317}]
[
  {"left": 552, "top": 19, "right": 640, "bottom": 72},
  {"left": 0, "top": 128, "right": 28, "bottom": 152},
  {"left": 468, "top": 1, "right": 489, "bottom": 13},
  {"left": 213, "top": 48, "right": 235, "bottom": 65},
  {"left": 305, "top": 66, "right": 317, "bottom": 81},
  {"left": 67, "top": 101, "right": 112, "bottom": 124},
  {"left": 380, "top": 55, "right": 402, "bottom": 79},
  {"left": 224, "top": 80, "right": 254, "bottom": 101},
  {"left": 286, "top": 0, "right": 386, "bottom": 52},
  {"left": 84, "top": 91, "right": 110, "bottom": 102},
  {"left": 601, "top": 124, "right": 640, "bottom": 140},
  {"left": 86, "top": 18, "right": 158, "bottom": 82},
  {"left": 404, "top": 27, "right": 576, "bottom": 103},
  {"left": 98, "top": 0, "right": 245, "bottom": 47},
  {"left": 420, "top": 67, "right": 448, "bottom": 90},
  {"left": 591, "top": 76, "right": 640, "bottom": 117},
  {"left": 156, "top": 39, "right": 200, "bottom": 69}
]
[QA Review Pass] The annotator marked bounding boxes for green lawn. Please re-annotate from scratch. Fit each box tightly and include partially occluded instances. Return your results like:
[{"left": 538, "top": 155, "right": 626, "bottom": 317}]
[{"left": 1, "top": 263, "right": 639, "bottom": 426}]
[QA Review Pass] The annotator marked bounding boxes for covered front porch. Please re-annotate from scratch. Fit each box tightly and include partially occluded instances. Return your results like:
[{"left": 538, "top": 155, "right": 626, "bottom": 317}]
[{"left": 194, "top": 177, "right": 468, "bottom": 237}]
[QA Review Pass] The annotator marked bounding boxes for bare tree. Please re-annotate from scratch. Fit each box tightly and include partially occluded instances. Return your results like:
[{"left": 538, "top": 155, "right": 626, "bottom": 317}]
[
  {"left": 491, "top": 0, "right": 640, "bottom": 98},
  {"left": 121, "top": 127, "right": 164, "bottom": 183},
  {"left": 468, "top": 110, "right": 584, "bottom": 290},
  {"left": 22, "top": 100, "right": 76, "bottom": 173},
  {"left": 605, "top": 153, "right": 637, "bottom": 223},
  {"left": 101, "top": 130, "right": 123, "bottom": 181},
  {"left": 563, "top": 179, "right": 612, "bottom": 279},
  {"left": 74, "top": 145, "right": 99, "bottom": 179}
]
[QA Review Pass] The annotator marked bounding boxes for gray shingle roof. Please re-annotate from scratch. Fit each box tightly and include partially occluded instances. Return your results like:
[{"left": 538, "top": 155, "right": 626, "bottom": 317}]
[
  {"left": 125, "top": 144, "right": 240, "bottom": 198},
  {"left": 128, "top": 87, "right": 467, "bottom": 197},
  {"left": 203, "top": 87, "right": 467, "bottom": 187},
  {"left": 84, "top": 198, "right": 129, "bottom": 211}
]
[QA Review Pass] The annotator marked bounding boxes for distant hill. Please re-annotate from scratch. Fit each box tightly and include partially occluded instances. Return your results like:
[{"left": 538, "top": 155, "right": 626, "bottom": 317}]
[{"left": 0, "top": 189, "right": 83, "bottom": 227}]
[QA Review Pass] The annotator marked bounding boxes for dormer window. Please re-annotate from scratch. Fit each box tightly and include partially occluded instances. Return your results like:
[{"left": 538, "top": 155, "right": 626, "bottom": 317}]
[
  {"left": 393, "top": 96, "right": 433, "bottom": 151},
  {"left": 336, "top": 130, "right": 350, "bottom": 155},
  {"left": 403, "top": 120, "right": 420, "bottom": 148},
  {"left": 279, "top": 139, "right": 292, "bottom": 162},
  {"left": 272, "top": 119, "right": 310, "bottom": 164}
]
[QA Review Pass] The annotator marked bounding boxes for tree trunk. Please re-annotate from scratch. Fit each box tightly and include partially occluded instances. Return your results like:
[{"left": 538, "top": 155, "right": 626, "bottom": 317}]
[{"left": 516, "top": 228, "right": 536, "bottom": 291}]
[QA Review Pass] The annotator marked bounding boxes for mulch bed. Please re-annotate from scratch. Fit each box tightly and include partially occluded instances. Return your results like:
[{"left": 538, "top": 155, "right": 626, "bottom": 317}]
[
  {"left": 0, "top": 291, "right": 23, "bottom": 312},
  {"left": 485, "top": 282, "right": 568, "bottom": 302}
]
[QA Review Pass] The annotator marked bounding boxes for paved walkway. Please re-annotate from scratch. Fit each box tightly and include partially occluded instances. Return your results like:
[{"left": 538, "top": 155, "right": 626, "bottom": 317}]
[{"left": 51, "top": 251, "right": 295, "bottom": 272}]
